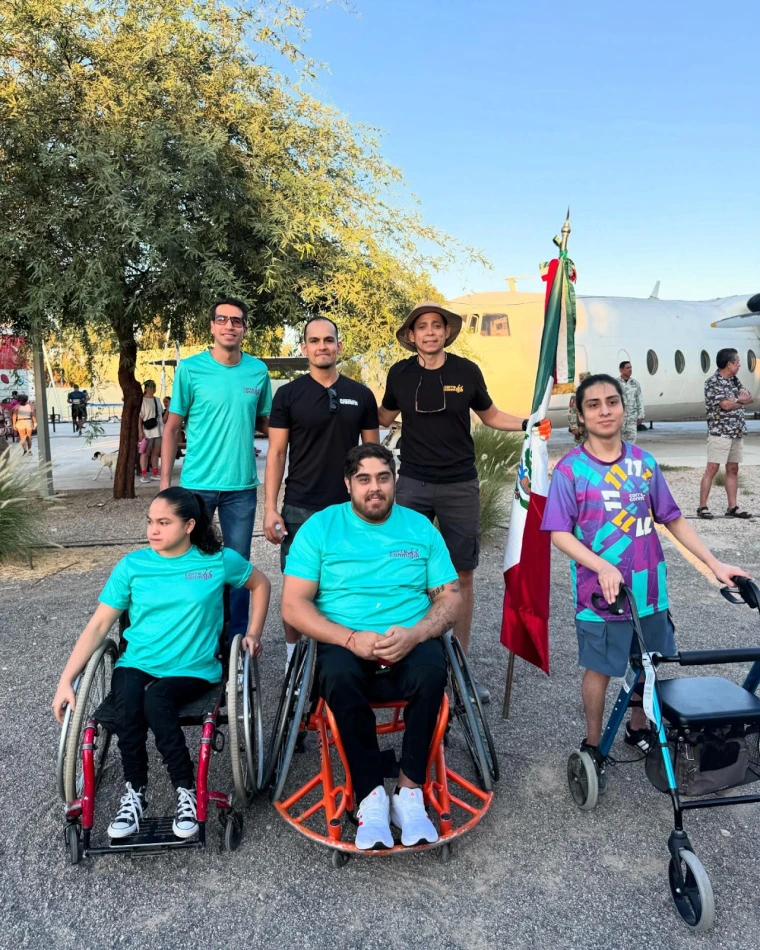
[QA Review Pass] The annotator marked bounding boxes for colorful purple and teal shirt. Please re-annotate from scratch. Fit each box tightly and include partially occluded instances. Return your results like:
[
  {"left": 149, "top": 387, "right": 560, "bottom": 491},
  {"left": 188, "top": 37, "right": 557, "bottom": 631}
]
[{"left": 541, "top": 442, "right": 682, "bottom": 621}]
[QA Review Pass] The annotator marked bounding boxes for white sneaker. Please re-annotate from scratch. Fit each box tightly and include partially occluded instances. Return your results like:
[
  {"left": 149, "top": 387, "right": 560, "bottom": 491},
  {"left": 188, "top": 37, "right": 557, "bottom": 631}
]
[
  {"left": 150, "top": 473, "right": 161, "bottom": 481},
  {"left": 107, "top": 783, "right": 147, "bottom": 838},
  {"left": 139, "top": 476, "right": 150, "bottom": 484},
  {"left": 390, "top": 787, "right": 438, "bottom": 847},
  {"left": 355, "top": 785, "right": 394, "bottom": 850},
  {"left": 172, "top": 786, "right": 198, "bottom": 838}
]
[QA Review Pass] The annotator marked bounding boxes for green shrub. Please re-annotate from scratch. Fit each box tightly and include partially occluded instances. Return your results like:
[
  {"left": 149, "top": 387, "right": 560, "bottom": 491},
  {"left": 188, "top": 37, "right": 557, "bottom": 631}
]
[
  {"left": 472, "top": 426, "right": 522, "bottom": 540},
  {"left": 0, "top": 453, "right": 56, "bottom": 561},
  {"left": 713, "top": 468, "right": 745, "bottom": 488}
]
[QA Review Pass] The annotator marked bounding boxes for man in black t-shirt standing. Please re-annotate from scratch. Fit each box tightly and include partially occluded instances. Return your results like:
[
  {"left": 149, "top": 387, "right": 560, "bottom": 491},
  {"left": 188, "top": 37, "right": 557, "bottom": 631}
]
[
  {"left": 265, "top": 317, "right": 379, "bottom": 666},
  {"left": 68, "top": 385, "right": 87, "bottom": 435},
  {"left": 379, "top": 302, "right": 529, "bottom": 703}
]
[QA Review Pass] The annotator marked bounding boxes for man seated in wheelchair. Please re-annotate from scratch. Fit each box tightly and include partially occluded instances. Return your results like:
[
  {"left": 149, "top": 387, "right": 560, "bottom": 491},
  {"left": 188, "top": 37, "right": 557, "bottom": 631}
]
[
  {"left": 52, "top": 488, "right": 270, "bottom": 839},
  {"left": 541, "top": 373, "right": 748, "bottom": 788},
  {"left": 281, "top": 443, "right": 462, "bottom": 850}
]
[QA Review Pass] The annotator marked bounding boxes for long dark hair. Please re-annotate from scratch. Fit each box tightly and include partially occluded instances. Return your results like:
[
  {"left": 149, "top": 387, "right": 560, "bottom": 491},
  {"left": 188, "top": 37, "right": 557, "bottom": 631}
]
[{"left": 155, "top": 487, "right": 222, "bottom": 555}]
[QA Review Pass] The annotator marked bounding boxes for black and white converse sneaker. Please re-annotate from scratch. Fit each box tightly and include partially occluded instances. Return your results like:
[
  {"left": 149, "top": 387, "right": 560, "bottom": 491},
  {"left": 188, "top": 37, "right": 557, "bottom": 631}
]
[
  {"left": 172, "top": 786, "right": 198, "bottom": 838},
  {"left": 107, "top": 783, "right": 147, "bottom": 838}
]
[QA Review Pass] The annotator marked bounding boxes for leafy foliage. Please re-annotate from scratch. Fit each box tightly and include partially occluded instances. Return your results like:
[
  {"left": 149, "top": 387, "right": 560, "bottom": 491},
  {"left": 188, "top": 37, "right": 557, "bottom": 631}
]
[
  {"left": 0, "top": 0, "right": 483, "bottom": 497},
  {"left": 472, "top": 425, "right": 521, "bottom": 540},
  {"left": 0, "top": 452, "right": 56, "bottom": 560}
]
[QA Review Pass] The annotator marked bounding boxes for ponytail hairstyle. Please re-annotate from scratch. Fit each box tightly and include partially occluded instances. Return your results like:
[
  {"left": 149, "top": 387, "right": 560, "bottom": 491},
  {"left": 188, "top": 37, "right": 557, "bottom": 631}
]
[{"left": 155, "top": 487, "right": 222, "bottom": 555}]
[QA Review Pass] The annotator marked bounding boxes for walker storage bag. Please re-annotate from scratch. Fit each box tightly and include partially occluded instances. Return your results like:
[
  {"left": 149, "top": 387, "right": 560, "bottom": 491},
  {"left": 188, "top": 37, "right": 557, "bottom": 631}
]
[{"left": 645, "top": 727, "right": 757, "bottom": 796}]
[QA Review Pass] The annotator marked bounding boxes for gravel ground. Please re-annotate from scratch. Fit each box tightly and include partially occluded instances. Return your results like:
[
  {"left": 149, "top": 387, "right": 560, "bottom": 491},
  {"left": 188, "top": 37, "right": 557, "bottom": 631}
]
[{"left": 2, "top": 470, "right": 760, "bottom": 949}]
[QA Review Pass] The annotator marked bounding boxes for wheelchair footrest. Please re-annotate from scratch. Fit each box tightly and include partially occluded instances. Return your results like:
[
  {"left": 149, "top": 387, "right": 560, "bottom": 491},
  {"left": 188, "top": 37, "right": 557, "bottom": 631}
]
[{"left": 105, "top": 816, "right": 201, "bottom": 851}]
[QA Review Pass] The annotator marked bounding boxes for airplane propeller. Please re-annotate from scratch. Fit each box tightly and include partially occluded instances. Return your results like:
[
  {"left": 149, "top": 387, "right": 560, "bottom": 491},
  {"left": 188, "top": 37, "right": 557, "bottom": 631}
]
[{"left": 711, "top": 293, "right": 760, "bottom": 328}]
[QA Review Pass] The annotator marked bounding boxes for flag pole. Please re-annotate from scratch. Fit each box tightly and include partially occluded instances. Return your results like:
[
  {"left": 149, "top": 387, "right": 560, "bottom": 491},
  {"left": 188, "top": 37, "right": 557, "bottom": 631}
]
[{"left": 500, "top": 210, "right": 572, "bottom": 720}]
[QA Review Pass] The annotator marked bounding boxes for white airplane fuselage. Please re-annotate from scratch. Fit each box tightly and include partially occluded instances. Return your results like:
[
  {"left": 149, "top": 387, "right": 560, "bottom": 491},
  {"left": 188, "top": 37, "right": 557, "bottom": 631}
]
[{"left": 446, "top": 291, "right": 760, "bottom": 423}]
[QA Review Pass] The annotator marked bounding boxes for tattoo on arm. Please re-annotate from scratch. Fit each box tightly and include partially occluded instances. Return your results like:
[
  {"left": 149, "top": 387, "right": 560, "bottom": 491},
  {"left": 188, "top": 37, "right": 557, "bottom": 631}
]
[{"left": 428, "top": 580, "right": 460, "bottom": 600}]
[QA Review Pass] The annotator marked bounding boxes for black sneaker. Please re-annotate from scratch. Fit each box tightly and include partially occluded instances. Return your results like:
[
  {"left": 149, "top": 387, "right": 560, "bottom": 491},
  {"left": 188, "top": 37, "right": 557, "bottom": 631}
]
[
  {"left": 624, "top": 722, "right": 653, "bottom": 754},
  {"left": 580, "top": 740, "right": 608, "bottom": 794},
  {"left": 108, "top": 783, "right": 148, "bottom": 838}
]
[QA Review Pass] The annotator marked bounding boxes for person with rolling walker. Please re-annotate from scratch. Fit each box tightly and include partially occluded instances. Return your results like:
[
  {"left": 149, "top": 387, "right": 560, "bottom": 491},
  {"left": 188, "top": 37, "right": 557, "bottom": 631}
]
[{"left": 541, "top": 373, "right": 747, "bottom": 791}]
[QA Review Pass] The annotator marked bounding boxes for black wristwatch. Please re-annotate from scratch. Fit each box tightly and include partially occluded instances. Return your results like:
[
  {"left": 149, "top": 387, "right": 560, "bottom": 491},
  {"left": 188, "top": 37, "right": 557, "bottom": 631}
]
[{"left": 521, "top": 419, "right": 528, "bottom": 431}]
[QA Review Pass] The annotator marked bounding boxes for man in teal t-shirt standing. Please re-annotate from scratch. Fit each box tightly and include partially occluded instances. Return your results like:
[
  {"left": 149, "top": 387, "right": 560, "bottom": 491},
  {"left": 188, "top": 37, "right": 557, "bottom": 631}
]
[
  {"left": 161, "top": 297, "right": 272, "bottom": 636},
  {"left": 282, "top": 443, "right": 462, "bottom": 851}
]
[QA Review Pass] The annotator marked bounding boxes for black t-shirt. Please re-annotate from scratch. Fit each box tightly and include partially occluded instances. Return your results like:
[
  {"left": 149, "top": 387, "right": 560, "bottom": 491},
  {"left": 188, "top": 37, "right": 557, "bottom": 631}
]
[
  {"left": 68, "top": 389, "right": 85, "bottom": 406},
  {"left": 381, "top": 353, "right": 493, "bottom": 483},
  {"left": 269, "top": 374, "right": 379, "bottom": 509}
]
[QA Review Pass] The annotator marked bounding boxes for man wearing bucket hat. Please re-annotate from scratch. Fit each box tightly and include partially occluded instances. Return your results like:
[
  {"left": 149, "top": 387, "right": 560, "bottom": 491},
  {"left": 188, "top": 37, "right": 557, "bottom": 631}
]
[{"left": 378, "top": 302, "right": 533, "bottom": 704}]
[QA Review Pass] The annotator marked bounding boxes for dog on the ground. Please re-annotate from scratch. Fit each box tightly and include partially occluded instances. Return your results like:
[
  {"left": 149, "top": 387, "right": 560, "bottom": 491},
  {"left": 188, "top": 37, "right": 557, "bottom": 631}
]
[{"left": 92, "top": 451, "right": 118, "bottom": 480}]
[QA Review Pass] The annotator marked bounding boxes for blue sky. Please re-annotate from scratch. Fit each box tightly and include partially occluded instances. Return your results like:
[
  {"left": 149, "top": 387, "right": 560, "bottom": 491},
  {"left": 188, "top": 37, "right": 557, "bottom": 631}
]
[{"left": 299, "top": 0, "right": 760, "bottom": 300}]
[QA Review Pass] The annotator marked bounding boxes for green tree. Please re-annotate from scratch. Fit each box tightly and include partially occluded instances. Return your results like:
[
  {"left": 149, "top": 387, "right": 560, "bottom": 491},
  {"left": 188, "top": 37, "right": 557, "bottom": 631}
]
[{"left": 1, "top": 0, "right": 482, "bottom": 497}]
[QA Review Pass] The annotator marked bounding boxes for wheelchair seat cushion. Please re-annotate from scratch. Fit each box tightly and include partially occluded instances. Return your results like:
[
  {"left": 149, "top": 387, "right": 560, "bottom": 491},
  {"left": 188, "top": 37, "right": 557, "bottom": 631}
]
[
  {"left": 658, "top": 676, "right": 760, "bottom": 727},
  {"left": 93, "top": 687, "right": 221, "bottom": 731}
]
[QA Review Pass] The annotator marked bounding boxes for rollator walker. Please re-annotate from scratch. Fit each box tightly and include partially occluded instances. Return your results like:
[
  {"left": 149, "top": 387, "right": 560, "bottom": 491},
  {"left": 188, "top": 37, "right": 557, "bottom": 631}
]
[
  {"left": 56, "top": 599, "right": 264, "bottom": 862},
  {"left": 263, "top": 633, "right": 498, "bottom": 866},
  {"left": 567, "top": 577, "right": 760, "bottom": 932}
]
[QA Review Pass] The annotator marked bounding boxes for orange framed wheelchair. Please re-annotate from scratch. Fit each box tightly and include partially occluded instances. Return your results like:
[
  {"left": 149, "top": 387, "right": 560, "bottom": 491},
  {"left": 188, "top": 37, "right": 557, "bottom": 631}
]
[{"left": 262, "top": 633, "right": 498, "bottom": 866}]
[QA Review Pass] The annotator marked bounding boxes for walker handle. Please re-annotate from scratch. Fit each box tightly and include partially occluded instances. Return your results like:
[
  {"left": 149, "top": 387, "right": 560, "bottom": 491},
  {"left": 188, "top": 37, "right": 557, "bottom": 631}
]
[{"left": 678, "top": 647, "right": 760, "bottom": 666}]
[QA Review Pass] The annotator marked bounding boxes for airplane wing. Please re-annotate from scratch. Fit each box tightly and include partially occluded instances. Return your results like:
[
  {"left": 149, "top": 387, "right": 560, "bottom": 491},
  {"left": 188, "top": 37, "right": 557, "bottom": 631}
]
[{"left": 711, "top": 313, "right": 760, "bottom": 329}]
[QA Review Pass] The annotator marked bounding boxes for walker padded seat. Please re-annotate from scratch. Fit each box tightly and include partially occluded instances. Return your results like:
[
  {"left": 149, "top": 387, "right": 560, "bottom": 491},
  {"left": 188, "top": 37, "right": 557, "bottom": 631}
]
[
  {"left": 92, "top": 689, "right": 223, "bottom": 732},
  {"left": 658, "top": 676, "right": 760, "bottom": 727}
]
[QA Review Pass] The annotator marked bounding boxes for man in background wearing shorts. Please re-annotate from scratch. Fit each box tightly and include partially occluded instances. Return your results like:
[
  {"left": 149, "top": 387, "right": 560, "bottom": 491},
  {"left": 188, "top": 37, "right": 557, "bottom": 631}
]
[
  {"left": 698, "top": 347, "right": 754, "bottom": 520},
  {"left": 264, "top": 317, "right": 378, "bottom": 668},
  {"left": 541, "top": 373, "right": 746, "bottom": 790}
]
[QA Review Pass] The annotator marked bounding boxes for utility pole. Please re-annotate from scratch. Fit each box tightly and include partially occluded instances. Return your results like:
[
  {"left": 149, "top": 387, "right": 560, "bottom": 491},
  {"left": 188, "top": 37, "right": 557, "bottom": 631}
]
[{"left": 32, "top": 334, "right": 54, "bottom": 497}]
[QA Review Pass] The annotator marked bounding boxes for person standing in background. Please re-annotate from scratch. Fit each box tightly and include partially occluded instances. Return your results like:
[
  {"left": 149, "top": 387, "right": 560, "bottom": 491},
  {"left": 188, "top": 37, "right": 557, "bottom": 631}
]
[
  {"left": 161, "top": 297, "right": 272, "bottom": 639},
  {"left": 618, "top": 361, "right": 645, "bottom": 443},
  {"left": 698, "top": 348, "right": 754, "bottom": 520},
  {"left": 67, "top": 384, "right": 87, "bottom": 436},
  {"left": 264, "top": 317, "right": 379, "bottom": 667},
  {"left": 12, "top": 394, "right": 35, "bottom": 455},
  {"left": 138, "top": 379, "right": 163, "bottom": 484}
]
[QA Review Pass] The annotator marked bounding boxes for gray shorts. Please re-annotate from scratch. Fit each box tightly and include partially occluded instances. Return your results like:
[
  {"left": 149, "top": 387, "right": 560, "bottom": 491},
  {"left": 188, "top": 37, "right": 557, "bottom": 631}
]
[
  {"left": 280, "top": 504, "right": 317, "bottom": 573},
  {"left": 143, "top": 436, "right": 161, "bottom": 449},
  {"left": 395, "top": 475, "right": 480, "bottom": 572},
  {"left": 575, "top": 609, "right": 676, "bottom": 677}
]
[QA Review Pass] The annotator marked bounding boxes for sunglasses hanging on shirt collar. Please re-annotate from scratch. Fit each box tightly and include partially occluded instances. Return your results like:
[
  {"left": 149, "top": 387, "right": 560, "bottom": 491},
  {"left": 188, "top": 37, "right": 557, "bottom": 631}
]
[
  {"left": 415, "top": 352, "right": 447, "bottom": 414},
  {"left": 327, "top": 387, "right": 339, "bottom": 412}
]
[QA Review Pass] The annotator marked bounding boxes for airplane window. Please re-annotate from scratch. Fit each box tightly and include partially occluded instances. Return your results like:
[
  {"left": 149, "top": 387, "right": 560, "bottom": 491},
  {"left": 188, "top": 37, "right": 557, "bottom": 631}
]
[
  {"left": 467, "top": 315, "right": 479, "bottom": 334},
  {"left": 700, "top": 350, "right": 710, "bottom": 373},
  {"left": 646, "top": 349, "right": 659, "bottom": 375},
  {"left": 480, "top": 313, "right": 510, "bottom": 337},
  {"left": 674, "top": 350, "right": 685, "bottom": 374},
  {"left": 748, "top": 350, "right": 757, "bottom": 373}
]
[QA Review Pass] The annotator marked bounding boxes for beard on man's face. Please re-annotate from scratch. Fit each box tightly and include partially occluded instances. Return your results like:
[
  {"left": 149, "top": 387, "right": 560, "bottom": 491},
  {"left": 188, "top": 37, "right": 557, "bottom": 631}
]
[{"left": 350, "top": 486, "right": 395, "bottom": 522}]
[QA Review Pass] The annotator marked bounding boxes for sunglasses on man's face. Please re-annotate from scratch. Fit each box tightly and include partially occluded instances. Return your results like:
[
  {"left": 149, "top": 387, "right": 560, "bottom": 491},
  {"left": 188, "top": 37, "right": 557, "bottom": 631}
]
[{"left": 213, "top": 315, "right": 246, "bottom": 328}]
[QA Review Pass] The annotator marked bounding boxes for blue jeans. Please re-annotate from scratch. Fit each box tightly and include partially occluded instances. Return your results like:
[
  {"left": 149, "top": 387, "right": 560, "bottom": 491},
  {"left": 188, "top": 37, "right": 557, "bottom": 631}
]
[{"left": 194, "top": 489, "right": 257, "bottom": 637}]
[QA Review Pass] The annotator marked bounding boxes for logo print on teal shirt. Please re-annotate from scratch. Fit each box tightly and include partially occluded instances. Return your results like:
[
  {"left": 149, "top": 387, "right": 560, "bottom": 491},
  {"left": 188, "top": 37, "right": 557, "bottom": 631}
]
[
  {"left": 185, "top": 570, "right": 213, "bottom": 580},
  {"left": 390, "top": 549, "right": 420, "bottom": 559}
]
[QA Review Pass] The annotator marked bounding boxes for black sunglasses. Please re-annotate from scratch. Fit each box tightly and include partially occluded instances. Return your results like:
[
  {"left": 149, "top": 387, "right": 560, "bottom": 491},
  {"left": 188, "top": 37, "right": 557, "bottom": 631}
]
[{"left": 327, "top": 388, "right": 338, "bottom": 412}]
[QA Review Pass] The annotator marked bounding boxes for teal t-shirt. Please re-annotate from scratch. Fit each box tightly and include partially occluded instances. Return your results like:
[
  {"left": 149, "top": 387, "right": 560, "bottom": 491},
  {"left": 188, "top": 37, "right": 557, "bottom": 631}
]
[
  {"left": 171, "top": 350, "right": 272, "bottom": 491},
  {"left": 284, "top": 503, "right": 457, "bottom": 633},
  {"left": 99, "top": 546, "right": 253, "bottom": 682}
]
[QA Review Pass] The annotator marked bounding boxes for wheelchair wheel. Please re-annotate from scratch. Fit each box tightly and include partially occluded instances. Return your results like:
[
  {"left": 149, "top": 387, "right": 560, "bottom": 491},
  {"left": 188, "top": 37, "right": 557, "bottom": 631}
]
[
  {"left": 222, "top": 811, "right": 244, "bottom": 852},
  {"left": 64, "top": 824, "right": 81, "bottom": 866},
  {"left": 567, "top": 750, "right": 598, "bottom": 810},
  {"left": 444, "top": 634, "right": 495, "bottom": 792},
  {"left": 267, "top": 638, "right": 317, "bottom": 802},
  {"left": 62, "top": 639, "right": 118, "bottom": 803},
  {"left": 56, "top": 674, "right": 82, "bottom": 801},
  {"left": 669, "top": 849, "right": 715, "bottom": 932},
  {"left": 445, "top": 634, "right": 499, "bottom": 784},
  {"left": 226, "top": 635, "right": 264, "bottom": 806}
]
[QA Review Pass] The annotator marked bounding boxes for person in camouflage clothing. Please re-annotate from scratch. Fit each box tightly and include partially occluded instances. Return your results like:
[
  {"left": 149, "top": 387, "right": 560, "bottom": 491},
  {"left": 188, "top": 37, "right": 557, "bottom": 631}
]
[
  {"left": 618, "top": 361, "right": 645, "bottom": 442},
  {"left": 568, "top": 372, "right": 590, "bottom": 444}
]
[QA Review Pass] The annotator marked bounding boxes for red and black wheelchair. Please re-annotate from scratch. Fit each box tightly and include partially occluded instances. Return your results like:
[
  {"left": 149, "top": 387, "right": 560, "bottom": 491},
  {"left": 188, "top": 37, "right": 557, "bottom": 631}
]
[
  {"left": 56, "top": 605, "right": 264, "bottom": 863},
  {"left": 262, "top": 633, "right": 498, "bottom": 866}
]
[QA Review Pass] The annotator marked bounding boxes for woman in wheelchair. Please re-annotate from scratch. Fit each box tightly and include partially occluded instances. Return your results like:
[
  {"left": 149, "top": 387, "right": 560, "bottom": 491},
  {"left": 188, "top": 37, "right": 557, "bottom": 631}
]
[{"left": 52, "top": 487, "right": 270, "bottom": 841}]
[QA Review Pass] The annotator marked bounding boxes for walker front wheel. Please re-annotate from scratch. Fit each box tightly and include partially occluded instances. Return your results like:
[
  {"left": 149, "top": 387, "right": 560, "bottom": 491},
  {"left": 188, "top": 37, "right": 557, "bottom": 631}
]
[
  {"left": 567, "top": 750, "right": 599, "bottom": 810},
  {"left": 668, "top": 849, "right": 715, "bottom": 932}
]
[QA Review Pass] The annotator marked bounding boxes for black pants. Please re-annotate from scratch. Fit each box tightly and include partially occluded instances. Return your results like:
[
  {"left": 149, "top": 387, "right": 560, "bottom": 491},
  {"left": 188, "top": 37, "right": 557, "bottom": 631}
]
[
  {"left": 112, "top": 667, "right": 212, "bottom": 790},
  {"left": 316, "top": 639, "right": 447, "bottom": 804}
]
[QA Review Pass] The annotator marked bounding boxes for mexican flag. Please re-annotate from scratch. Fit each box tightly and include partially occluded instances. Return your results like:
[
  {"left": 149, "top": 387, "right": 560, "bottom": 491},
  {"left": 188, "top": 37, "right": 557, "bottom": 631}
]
[{"left": 499, "top": 230, "right": 577, "bottom": 673}]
